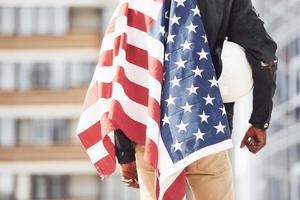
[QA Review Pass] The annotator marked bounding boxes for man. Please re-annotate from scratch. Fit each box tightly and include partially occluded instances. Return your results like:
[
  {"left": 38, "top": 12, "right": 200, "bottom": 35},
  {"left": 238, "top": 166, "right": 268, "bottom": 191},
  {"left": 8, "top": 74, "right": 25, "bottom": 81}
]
[{"left": 115, "top": 0, "right": 277, "bottom": 199}]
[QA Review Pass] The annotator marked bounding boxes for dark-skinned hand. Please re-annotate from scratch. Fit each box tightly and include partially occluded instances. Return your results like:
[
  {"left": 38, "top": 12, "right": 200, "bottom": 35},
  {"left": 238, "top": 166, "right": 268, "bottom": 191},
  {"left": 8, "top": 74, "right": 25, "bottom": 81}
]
[
  {"left": 120, "top": 161, "right": 139, "bottom": 188},
  {"left": 240, "top": 125, "right": 267, "bottom": 154}
]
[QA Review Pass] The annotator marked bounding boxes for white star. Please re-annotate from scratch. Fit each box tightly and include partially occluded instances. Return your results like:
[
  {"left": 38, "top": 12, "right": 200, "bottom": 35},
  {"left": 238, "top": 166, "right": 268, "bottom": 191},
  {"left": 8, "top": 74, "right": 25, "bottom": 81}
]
[
  {"left": 214, "top": 122, "right": 226, "bottom": 134},
  {"left": 172, "top": 140, "right": 183, "bottom": 152},
  {"left": 219, "top": 106, "right": 226, "bottom": 116},
  {"left": 181, "top": 102, "right": 193, "bottom": 113},
  {"left": 192, "top": 66, "right": 204, "bottom": 78},
  {"left": 165, "top": 52, "right": 171, "bottom": 61},
  {"left": 180, "top": 40, "right": 192, "bottom": 50},
  {"left": 197, "top": 48, "right": 208, "bottom": 60},
  {"left": 162, "top": 114, "right": 171, "bottom": 126},
  {"left": 198, "top": 111, "right": 210, "bottom": 123},
  {"left": 186, "top": 83, "right": 199, "bottom": 95},
  {"left": 186, "top": 22, "right": 198, "bottom": 33},
  {"left": 203, "top": 94, "right": 215, "bottom": 105},
  {"left": 208, "top": 77, "right": 218, "bottom": 87},
  {"left": 176, "top": 120, "right": 188, "bottom": 133},
  {"left": 158, "top": 26, "right": 165, "bottom": 36},
  {"left": 165, "top": 11, "right": 169, "bottom": 19},
  {"left": 165, "top": 95, "right": 176, "bottom": 106},
  {"left": 170, "top": 76, "right": 181, "bottom": 88},
  {"left": 170, "top": 14, "right": 181, "bottom": 25},
  {"left": 175, "top": 58, "right": 187, "bottom": 69},
  {"left": 163, "top": 72, "right": 166, "bottom": 80},
  {"left": 174, "top": 0, "right": 186, "bottom": 7},
  {"left": 193, "top": 129, "right": 205, "bottom": 141},
  {"left": 202, "top": 35, "right": 208, "bottom": 43},
  {"left": 167, "top": 34, "right": 176, "bottom": 43},
  {"left": 191, "top": 6, "right": 201, "bottom": 16}
]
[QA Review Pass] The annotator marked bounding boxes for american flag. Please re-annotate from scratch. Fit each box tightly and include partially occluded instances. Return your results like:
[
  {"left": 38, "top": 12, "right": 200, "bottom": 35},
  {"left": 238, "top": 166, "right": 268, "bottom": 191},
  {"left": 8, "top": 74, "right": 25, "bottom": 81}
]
[{"left": 76, "top": 0, "right": 232, "bottom": 199}]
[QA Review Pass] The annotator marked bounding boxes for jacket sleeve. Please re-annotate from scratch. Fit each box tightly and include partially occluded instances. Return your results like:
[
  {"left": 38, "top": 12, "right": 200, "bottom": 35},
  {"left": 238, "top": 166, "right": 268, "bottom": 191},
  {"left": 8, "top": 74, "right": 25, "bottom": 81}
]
[
  {"left": 114, "top": 129, "right": 136, "bottom": 164},
  {"left": 227, "top": 0, "right": 278, "bottom": 130}
]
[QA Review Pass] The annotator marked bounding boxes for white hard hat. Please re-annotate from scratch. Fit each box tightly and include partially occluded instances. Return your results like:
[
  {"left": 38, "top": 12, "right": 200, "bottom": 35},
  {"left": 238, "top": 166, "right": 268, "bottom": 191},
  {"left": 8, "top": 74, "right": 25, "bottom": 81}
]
[{"left": 218, "top": 40, "right": 253, "bottom": 103}]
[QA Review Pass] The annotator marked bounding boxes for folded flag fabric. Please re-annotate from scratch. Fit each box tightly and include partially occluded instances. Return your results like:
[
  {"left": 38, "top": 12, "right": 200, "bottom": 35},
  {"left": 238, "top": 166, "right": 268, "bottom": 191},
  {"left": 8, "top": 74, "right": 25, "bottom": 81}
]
[{"left": 76, "top": 0, "right": 233, "bottom": 199}]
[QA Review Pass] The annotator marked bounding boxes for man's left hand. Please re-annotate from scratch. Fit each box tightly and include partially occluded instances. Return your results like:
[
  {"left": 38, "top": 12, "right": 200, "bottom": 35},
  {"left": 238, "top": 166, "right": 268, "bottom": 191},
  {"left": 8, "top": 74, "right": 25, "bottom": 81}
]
[{"left": 240, "top": 125, "right": 267, "bottom": 154}]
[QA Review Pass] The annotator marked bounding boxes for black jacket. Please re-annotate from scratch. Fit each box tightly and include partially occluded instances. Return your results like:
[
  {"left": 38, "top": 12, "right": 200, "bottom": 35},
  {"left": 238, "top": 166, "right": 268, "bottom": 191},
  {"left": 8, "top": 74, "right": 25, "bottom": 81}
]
[{"left": 114, "top": 0, "right": 278, "bottom": 164}]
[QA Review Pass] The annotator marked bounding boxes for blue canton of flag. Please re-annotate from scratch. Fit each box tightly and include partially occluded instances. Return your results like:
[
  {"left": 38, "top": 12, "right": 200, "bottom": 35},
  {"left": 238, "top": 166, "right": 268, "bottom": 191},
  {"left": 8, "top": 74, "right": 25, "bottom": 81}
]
[{"left": 152, "top": 0, "right": 232, "bottom": 164}]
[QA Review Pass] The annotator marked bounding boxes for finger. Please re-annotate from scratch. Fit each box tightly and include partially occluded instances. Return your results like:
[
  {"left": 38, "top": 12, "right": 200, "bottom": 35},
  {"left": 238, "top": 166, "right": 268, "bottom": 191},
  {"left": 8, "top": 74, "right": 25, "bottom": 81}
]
[{"left": 240, "top": 127, "right": 254, "bottom": 148}]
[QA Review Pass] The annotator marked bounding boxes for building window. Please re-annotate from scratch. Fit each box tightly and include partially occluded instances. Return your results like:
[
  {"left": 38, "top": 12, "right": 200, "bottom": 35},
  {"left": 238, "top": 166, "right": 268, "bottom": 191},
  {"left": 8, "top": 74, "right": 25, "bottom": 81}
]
[
  {"left": 30, "top": 63, "right": 50, "bottom": 89},
  {"left": 31, "top": 175, "right": 69, "bottom": 200}
]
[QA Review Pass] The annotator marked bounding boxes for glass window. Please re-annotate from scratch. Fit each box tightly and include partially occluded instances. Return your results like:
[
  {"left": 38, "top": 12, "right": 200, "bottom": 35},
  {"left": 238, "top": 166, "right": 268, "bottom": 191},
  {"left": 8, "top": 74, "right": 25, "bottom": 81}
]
[
  {"left": 30, "top": 63, "right": 50, "bottom": 89},
  {"left": 31, "top": 175, "right": 68, "bottom": 200}
]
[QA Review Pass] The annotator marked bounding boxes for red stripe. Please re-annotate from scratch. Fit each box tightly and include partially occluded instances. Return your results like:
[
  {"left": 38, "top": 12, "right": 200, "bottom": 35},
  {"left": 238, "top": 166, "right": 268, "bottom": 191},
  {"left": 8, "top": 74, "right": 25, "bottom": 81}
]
[
  {"left": 148, "top": 96, "right": 161, "bottom": 125},
  {"left": 98, "top": 31, "right": 163, "bottom": 85},
  {"left": 82, "top": 66, "right": 150, "bottom": 111},
  {"left": 109, "top": 100, "right": 146, "bottom": 144},
  {"left": 114, "top": 66, "right": 149, "bottom": 106},
  {"left": 106, "top": 3, "right": 129, "bottom": 34},
  {"left": 163, "top": 171, "right": 186, "bottom": 200},
  {"left": 127, "top": 8, "right": 155, "bottom": 32},
  {"left": 105, "top": 3, "right": 154, "bottom": 34},
  {"left": 94, "top": 136, "right": 116, "bottom": 175},
  {"left": 78, "top": 121, "right": 101, "bottom": 149},
  {"left": 144, "top": 138, "right": 159, "bottom": 168}
]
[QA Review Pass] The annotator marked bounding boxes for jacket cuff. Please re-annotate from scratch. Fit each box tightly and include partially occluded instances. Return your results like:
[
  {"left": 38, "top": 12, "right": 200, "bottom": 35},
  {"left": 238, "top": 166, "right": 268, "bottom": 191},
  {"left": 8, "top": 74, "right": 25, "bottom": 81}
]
[{"left": 249, "top": 117, "right": 270, "bottom": 130}]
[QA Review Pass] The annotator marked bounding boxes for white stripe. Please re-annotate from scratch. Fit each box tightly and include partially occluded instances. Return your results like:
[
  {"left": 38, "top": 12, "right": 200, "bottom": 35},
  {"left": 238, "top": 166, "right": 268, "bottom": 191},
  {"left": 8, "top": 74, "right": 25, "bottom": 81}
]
[
  {"left": 88, "top": 49, "right": 162, "bottom": 104},
  {"left": 100, "top": 16, "right": 164, "bottom": 63},
  {"left": 112, "top": 82, "right": 148, "bottom": 125},
  {"left": 128, "top": 0, "right": 162, "bottom": 20},
  {"left": 77, "top": 82, "right": 149, "bottom": 134},
  {"left": 87, "top": 139, "right": 109, "bottom": 164},
  {"left": 76, "top": 99, "right": 110, "bottom": 134},
  {"left": 127, "top": 26, "right": 164, "bottom": 64},
  {"left": 146, "top": 117, "right": 160, "bottom": 145},
  {"left": 149, "top": 76, "right": 162, "bottom": 105}
]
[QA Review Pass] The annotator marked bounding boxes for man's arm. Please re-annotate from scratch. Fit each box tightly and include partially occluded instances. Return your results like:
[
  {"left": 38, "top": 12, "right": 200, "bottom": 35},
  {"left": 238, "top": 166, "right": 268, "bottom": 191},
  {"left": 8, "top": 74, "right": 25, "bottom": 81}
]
[
  {"left": 114, "top": 129, "right": 139, "bottom": 188},
  {"left": 227, "top": 0, "right": 278, "bottom": 130}
]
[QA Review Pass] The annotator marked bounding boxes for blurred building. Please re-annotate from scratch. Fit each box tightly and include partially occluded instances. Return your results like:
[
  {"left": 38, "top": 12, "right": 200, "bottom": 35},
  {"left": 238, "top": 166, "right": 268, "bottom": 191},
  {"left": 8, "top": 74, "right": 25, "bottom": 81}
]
[{"left": 0, "top": 0, "right": 139, "bottom": 199}]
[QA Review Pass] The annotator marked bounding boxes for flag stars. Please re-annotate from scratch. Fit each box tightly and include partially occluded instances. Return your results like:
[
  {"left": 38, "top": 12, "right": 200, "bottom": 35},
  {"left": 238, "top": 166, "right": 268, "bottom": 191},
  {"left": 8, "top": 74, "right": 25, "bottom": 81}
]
[
  {"left": 180, "top": 40, "right": 192, "bottom": 50},
  {"left": 198, "top": 111, "right": 210, "bottom": 123},
  {"left": 208, "top": 77, "right": 218, "bottom": 88},
  {"left": 172, "top": 140, "right": 183, "bottom": 152},
  {"left": 197, "top": 48, "right": 208, "bottom": 60},
  {"left": 158, "top": 26, "right": 165, "bottom": 36},
  {"left": 193, "top": 129, "right": 205, "bottom": 141},
  {"left": 214, "top": 122, "right": 226, "bottom": 134},
  {"left": 167, "top": 34, "right": 176, "bottom": 43},
  {"left": 170, "top": 14, "right": 181, "bottom": 25},
  {"left": 176, "top": 120, "right": 188, "bottom": 133},
  {"left": 162, "top": 114, "right": 171, "bottom": 126},
  {"left": 219, "top": 106, "right": 226, "bottom": 116},
  {"left": 181, "top": 102, "right": 193, "bottom": 113},
  {"left": 191, "top": 5, "right": 201, "bottom": 16},
  {"left": 186, "top": 22, "right": 198, "bottom": 33},
  {"left": 165, "top": 95, "right": 176, "bottom": 106},
  {"left": 174, "top": 0, "right": 186, "bottom": 7},
  {"left": 202, "top": 35, "right": 208, "bottom": 43},
  {"left": 165, "top": 53, "right": 171, "bottom": 61},
  {"left": 192, "top": 66, "right": 204, "bottom": 78},
  {"left": 175, "top": 58, "right": 187, "bottom": 69},
  {"left": 170, "top": 76, "right": 181, "bottom": 88},
  {"left": 203, "top": 94, "right": 215, "bottom": 105},
  {"left": 186, "top": 83, "right": 199, "bottom": 95}
]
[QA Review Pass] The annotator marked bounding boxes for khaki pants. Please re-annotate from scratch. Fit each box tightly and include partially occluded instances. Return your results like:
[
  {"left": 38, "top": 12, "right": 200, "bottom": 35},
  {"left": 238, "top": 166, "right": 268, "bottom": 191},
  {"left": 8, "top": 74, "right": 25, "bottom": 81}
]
[{"left": 135, "top": 145, "right": 234, "bottom": 200}]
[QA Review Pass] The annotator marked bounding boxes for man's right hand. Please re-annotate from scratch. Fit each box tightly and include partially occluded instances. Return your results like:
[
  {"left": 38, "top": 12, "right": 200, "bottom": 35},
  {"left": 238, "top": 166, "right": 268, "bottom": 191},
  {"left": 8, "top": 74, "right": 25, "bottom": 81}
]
[{"left": 120, "top": 161, "right": 139, "bottom": 188}]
